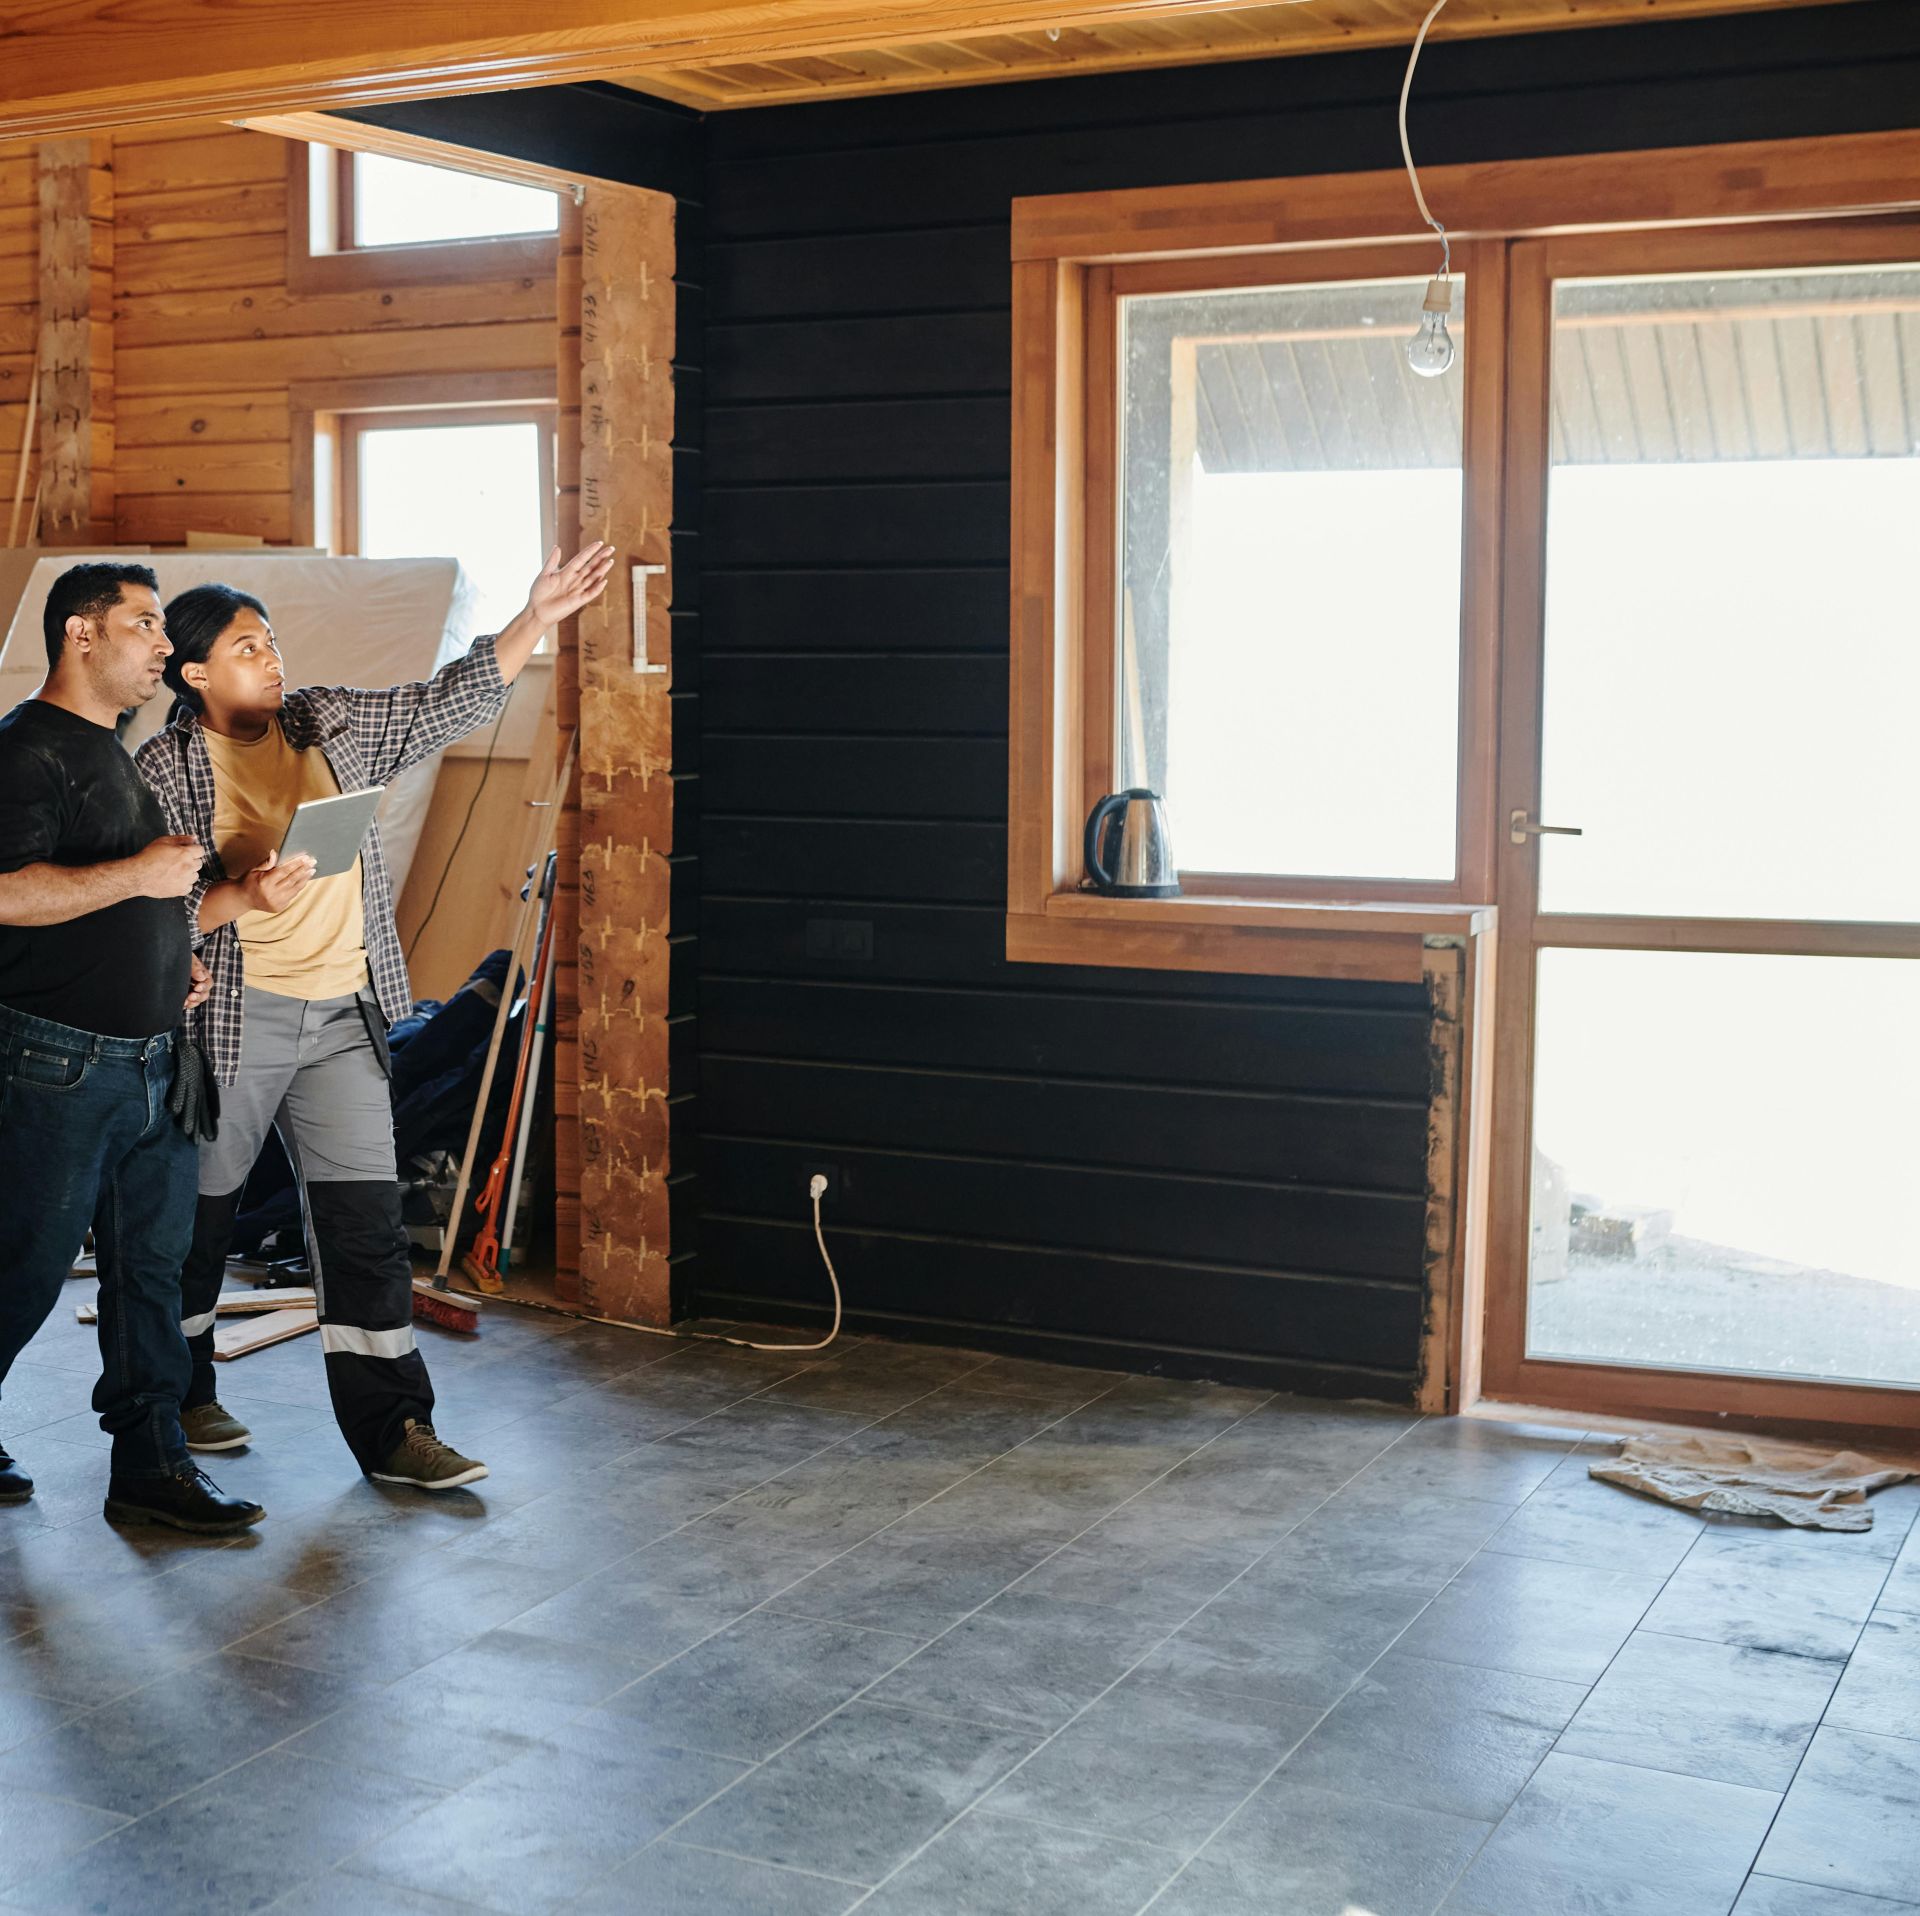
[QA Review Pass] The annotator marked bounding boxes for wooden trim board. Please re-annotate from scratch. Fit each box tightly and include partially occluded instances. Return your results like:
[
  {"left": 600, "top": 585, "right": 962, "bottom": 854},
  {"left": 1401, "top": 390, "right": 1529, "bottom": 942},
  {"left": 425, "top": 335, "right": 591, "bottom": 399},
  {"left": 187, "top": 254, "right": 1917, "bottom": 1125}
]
[
  {"left": 213, "top": 1307, "right": 320, "bottom": 1359},
  {"left": 77, "top": 1287, "right": 317, "bottom": 1324}
]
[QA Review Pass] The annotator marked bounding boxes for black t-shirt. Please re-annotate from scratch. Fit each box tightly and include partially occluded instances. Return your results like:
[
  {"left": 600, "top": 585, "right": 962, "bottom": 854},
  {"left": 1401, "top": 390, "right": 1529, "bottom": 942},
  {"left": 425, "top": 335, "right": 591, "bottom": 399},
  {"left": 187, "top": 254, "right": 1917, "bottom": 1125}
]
[{"left": 0, "top": 700, "right": 191, "bottom": 1039}]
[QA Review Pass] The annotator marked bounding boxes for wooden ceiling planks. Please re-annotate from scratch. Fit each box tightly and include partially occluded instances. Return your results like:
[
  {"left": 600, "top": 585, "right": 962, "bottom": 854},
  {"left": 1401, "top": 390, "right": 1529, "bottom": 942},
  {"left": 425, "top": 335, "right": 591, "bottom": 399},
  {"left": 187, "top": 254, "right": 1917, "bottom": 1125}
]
[
  {"left": 0, "top": 0, "right": 1865, "bottom": 137},
  {"left": 612, "top": 0, "right": 1867, "bottom": 111}
]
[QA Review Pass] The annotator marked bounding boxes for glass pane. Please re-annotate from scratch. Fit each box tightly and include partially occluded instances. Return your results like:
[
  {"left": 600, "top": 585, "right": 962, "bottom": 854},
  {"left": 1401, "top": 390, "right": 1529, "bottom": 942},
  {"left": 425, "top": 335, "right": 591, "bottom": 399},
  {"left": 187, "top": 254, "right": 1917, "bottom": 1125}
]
[
  {"left": 1527, "top": 946, "right": 1920, "bottom": 1390},
  {"left": 356, "top": 422, "right": 545, "bottom": 637},
  {"left": 1116, "top": 277, "right": 1464, "bottom": 882},
  {"left": 352, "top": 152, "right": 560, "bottom": 247},
  {"left": 1539, "top": 265, "right": 1920, "bottom": 921}
]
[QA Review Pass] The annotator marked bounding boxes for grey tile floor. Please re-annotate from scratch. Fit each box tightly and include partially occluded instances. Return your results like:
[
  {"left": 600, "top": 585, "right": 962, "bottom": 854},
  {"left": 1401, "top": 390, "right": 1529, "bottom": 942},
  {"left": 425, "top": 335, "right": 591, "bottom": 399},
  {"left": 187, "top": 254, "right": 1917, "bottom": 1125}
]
[{"left": 1, "top": 1292, "right": 1917, "bottom": 1915}]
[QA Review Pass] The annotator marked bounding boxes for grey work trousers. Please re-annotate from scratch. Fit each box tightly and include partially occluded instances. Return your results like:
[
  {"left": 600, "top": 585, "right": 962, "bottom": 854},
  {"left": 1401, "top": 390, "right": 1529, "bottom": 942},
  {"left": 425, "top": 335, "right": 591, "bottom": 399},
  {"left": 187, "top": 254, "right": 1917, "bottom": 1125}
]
[{"left": 179, "top": 986, "right": 431, "bottom": 1472}]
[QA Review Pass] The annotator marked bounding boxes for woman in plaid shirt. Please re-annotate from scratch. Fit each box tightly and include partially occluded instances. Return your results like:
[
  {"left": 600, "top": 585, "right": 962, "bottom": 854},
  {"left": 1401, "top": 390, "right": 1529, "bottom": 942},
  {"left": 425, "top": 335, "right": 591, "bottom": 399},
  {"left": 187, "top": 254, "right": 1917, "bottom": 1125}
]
[{"left": 135, "top": 543, "right": 613, "bottom": 1493}]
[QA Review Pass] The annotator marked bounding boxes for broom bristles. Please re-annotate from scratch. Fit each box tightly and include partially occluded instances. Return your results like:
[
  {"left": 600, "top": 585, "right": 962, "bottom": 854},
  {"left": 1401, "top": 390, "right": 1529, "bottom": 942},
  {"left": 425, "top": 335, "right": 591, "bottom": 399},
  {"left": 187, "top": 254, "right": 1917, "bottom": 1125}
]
[{"left": 412, "top": 1283, "right": 480, "bottom": 1333}]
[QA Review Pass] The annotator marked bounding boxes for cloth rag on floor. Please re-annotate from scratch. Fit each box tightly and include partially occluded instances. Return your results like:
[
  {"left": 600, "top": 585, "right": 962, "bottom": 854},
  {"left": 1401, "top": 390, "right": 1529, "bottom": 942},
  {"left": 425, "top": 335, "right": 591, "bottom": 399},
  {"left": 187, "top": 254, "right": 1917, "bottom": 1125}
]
[{"left": 1591, "top": 1432, "right": 1913, "bottom": 1531}]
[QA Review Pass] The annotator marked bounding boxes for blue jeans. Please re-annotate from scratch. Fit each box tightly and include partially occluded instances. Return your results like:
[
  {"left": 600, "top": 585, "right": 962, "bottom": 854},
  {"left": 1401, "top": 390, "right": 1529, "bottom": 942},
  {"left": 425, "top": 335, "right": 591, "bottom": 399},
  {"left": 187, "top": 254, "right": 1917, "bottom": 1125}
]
[{"left": 0, "top": 1004, "right": 195, "bottom": 1478}]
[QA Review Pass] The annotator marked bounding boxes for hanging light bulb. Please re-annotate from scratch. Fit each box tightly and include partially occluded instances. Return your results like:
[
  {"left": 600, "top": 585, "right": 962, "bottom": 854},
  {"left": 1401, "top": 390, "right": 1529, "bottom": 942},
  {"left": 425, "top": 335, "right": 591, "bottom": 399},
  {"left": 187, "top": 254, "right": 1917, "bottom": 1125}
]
[
  {"left": 1398, "top": 0, "right": 1456, "bottom": 377},
  {"left": 1407, "top": 274, "right": 1455, "bottom": 378}
]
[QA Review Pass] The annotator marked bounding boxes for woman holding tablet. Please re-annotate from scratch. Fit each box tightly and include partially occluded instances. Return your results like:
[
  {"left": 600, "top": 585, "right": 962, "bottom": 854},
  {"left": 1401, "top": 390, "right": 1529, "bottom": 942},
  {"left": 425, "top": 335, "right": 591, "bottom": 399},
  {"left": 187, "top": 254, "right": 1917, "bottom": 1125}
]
[{"left": 136, "top": 543, "right": 614, "bottom": 1492}]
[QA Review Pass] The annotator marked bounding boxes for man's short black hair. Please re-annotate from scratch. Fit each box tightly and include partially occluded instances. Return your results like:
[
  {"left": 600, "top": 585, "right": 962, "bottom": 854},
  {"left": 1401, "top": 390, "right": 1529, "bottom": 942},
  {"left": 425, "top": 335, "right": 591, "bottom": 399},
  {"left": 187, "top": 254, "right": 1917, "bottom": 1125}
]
[{"left": 41, "top": 563, "right": 161, "bottom": 670}]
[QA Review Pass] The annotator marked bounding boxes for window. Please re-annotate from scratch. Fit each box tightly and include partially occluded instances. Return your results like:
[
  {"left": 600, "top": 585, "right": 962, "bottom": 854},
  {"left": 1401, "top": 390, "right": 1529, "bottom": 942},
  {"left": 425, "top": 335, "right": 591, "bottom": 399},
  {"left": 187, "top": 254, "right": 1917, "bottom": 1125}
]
[
  {"left": 340, "top": 151, "right": 559, "bottom": 250},
  {"left": 1112, "top": 270, "right": 1469, "bottom": 886},
  {"left": 345, "top": 411, "right": 554, "bottom": 637},
  {"left": 1006, "top": 140, "right": 1920, "bottom": 982},
  {"left": 288, "top": 140, "right": 560, "bottom": 292},
  {"left": 308, "top": 398, "right": 557, "bottom": 645}
]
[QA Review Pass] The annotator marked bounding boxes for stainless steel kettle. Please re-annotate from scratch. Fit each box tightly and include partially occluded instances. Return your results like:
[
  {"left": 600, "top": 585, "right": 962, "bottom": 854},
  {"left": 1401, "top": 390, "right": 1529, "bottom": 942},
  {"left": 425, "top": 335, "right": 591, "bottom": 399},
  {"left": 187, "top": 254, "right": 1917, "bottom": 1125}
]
[{"left": 1083, "top": 789, "right": 1180, "bottom": 898}]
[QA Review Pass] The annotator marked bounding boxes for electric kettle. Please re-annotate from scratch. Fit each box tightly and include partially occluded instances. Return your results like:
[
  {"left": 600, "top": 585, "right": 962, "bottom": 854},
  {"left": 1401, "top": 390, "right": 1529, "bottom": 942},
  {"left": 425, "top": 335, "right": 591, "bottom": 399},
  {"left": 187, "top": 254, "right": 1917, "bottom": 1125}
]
[{"left": 1083, "top": 789, "right": 1180, "bottom": 898}]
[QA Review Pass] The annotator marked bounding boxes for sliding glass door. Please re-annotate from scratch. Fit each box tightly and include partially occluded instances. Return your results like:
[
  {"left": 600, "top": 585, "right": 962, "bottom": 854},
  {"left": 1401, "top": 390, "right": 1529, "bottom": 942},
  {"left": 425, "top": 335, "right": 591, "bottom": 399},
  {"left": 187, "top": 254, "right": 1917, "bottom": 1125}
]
[{"left": 1485, "top": 223, "right": 1920, "bottom": 1426}]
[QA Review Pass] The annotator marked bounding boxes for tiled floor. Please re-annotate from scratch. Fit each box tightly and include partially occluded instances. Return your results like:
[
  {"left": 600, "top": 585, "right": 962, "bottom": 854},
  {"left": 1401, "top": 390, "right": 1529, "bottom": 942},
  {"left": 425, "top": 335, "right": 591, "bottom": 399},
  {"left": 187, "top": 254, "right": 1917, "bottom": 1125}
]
[{"left": 1, "top": 1294, "right": 1917, "bottom": 1916}]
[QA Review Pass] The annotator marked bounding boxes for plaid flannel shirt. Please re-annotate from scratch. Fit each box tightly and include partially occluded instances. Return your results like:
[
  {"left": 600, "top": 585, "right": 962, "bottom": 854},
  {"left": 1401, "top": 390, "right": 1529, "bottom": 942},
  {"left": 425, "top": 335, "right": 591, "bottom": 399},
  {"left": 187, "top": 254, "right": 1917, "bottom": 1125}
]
[{"left": 133, "top": 633, "right": 509, "bottom": 1087}]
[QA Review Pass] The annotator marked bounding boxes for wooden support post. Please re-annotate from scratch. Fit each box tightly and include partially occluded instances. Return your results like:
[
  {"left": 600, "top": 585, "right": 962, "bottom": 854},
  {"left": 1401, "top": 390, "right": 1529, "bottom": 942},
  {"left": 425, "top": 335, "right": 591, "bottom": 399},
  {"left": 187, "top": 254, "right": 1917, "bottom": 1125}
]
[
  {"left": 555, "top": 184, "right": 677, "bottom": 1327},
  {"left": 35, "top": 136, "right": 113, "bottom": 544},
  {"left": 552, "top": 195, "right": 585, "bottom": 1298}
]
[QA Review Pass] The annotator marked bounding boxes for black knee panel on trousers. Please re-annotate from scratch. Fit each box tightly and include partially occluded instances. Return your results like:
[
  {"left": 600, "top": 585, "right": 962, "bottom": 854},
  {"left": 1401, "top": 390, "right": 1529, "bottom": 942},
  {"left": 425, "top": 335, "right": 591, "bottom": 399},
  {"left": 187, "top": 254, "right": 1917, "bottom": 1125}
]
[
  {"left": 181, "top": 1188, "right": 242, "bottom": 1412},
  {"left": 303, "top": 1178, "right": 412, "bottom": 1308},
  {"left": 303, "top": 1179, "right": 433, "bottom": 1473}
]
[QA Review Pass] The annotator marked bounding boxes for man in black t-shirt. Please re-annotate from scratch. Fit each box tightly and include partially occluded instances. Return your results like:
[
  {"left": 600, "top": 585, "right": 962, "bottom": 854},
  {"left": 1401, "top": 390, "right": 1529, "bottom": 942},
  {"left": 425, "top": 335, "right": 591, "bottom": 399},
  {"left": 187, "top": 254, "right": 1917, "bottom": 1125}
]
[{"left": 0, "top": 564, "right": 261, "bottom": 1534}]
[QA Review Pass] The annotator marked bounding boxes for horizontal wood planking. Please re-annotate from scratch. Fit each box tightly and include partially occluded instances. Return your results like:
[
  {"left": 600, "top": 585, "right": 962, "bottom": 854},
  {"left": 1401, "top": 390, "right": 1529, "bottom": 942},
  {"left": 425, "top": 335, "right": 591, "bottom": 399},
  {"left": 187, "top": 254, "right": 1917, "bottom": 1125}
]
[
  {"left": 116, "top": 234, "right": 285, "bottom": 296},
  {"left": 699, "top": 1055, "right": 1426, "bottom": 1192},
  {"left": 115, "top": 181, "right": 289, "bottom": 245},
  {"left": 114, "top": 274, "right": 555, "bottom": 348},
  {"left": 699, "top": 895, "right": 1417, "bottom": 1007},
  {"left": 117, "top": 491, "right": 293, "bottom": 543},
  {"left": 117, "top": 319, "right": 558, "bottom": 393},
  {"left": 118, "top": 390, "right": 290, "bottom": 445},
  {"left": 117, "top": 443, "right": 292, "bottom": 494},
  {"left": 699, "top": 977, "right": 1429, "bottom": 1100},
  {"left": 698, "top": 1219, "right": 1422, "bottom": 1389},
  {"left": 685, "top": 2, "right": 1920, "bottom": 1392},
  {"left": 704, "top": 1136, "right": 1423, "bottom": 1280}
]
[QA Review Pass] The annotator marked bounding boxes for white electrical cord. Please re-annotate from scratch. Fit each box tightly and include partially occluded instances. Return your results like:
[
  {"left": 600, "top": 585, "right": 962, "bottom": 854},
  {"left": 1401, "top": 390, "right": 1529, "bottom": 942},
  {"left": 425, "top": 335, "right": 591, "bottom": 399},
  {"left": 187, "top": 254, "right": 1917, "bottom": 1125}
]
[
  {"left": 722, "top": 1175, "right": 843, "bottom": 1353},
  {"left": 1398, "top": 0, "right": 1452, "bottom": 277},
  {"left": 466, "top": 1176, "right": 844, "bottom": 1354}
]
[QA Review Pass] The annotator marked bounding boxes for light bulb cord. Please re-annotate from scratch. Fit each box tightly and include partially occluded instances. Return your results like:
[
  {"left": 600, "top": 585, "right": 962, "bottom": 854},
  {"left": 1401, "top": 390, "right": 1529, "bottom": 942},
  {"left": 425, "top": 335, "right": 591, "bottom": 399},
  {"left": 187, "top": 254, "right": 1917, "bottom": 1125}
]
[{"left": 1398, "top": 0, "right": 1452, "bottom": 280}]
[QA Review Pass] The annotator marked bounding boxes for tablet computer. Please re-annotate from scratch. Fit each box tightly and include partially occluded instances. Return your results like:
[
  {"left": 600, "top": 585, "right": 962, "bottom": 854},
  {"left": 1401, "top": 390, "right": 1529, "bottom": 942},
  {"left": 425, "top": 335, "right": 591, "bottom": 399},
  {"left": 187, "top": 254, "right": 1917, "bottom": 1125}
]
[{"left": 275, "top": 787, "right": 385, "bottom": 880}]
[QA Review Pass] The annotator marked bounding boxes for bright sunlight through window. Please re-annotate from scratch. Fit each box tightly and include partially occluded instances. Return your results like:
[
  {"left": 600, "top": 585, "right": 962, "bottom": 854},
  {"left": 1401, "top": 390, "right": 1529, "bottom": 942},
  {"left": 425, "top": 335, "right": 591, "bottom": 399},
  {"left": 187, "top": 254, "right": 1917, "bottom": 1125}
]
[
  {"left": 352, "top": 152, "right": 560, "bottom": 248},
  {"left": 356, "top": 422, "right": 546, "bottom": 639}
]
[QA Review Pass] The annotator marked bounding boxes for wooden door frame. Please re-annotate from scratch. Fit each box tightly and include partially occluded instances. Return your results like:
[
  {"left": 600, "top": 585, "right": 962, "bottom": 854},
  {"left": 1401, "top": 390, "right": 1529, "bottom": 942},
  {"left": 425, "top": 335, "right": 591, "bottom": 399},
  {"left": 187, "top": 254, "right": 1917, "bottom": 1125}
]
[
  {"left": 270, "top": 110, "right": 681, "bottom": 1325},
  {"left": 1483, "top": 217, "right": 1920, "bottom": 1440}
]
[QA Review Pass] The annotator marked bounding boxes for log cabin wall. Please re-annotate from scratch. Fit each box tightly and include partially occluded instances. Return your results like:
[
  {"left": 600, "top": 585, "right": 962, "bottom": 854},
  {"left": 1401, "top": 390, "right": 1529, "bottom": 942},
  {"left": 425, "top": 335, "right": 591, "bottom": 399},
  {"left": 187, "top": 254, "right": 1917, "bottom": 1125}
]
[{"left": 0, "top": 121, "right": 562, "bottom": 1005}]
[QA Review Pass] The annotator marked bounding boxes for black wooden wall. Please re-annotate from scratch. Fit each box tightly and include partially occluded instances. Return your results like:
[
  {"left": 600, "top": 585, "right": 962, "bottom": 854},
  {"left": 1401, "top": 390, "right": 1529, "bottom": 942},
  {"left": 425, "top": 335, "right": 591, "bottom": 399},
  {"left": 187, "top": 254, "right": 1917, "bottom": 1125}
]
[{"left": 363, "top": 4, "right": 1920, "bottom": 1398}]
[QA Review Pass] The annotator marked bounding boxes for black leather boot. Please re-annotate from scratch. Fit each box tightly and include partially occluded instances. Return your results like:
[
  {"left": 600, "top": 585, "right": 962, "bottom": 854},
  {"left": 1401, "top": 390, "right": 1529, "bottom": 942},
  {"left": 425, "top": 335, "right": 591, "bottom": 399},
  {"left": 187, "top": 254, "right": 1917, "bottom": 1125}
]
[
  {"left": 103, "top": 1462, "right": 264, "bottom": 1534},
  {"left": 0, "top": 1445, "right": 30, "bottom": 1504}
]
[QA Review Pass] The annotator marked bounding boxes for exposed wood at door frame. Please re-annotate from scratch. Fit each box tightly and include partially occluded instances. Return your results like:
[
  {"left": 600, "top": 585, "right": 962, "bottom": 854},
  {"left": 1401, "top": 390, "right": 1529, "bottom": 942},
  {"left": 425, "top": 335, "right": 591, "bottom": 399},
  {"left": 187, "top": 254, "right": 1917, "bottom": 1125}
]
[{"left": 268, "top": 109, "right": 679, "bottom": 1323}]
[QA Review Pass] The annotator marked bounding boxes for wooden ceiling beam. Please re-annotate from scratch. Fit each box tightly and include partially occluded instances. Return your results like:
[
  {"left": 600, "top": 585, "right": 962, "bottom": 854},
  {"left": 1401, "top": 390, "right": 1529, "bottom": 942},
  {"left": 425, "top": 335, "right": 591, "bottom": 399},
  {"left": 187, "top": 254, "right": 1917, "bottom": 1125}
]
[
  {"left": 0, "top": 0, "right": 1869, "bottom": 138},
  {"left": 0, "top": 1, "right": 1306, "bottom": 139}
]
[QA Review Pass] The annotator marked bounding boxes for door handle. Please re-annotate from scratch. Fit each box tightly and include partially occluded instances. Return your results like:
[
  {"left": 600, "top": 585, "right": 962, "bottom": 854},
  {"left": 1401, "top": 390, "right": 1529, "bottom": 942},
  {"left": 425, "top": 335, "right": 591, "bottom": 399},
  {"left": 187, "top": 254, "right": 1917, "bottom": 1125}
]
[{"left": 1509, "top": 809, "right": 1583, "bottom": 846}]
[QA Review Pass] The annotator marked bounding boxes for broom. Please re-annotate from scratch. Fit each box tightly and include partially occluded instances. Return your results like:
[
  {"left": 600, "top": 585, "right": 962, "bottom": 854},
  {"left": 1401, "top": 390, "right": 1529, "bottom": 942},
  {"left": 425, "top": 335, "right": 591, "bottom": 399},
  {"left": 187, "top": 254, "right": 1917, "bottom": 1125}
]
[
  {"left": 413, "top": 731, "right": 576, "bottom": 1332},
  {"left": 463, "top": 852, "right": 559, "bottom": 1292}
]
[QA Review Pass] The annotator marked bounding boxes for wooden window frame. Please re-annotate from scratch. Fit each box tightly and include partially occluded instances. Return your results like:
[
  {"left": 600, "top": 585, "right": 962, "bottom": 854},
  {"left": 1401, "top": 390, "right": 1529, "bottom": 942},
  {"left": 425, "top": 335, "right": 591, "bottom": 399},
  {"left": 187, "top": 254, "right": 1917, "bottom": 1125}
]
[
  {"left": 1078, "top": 242, "right": 1507, "bottom": 913},
  {"left": 286, "top": 139, "right": 559, "bottom": 295},
  {"left": 1009, "top": 127, "right": 1920, "bottom": 990},
  {"left": 291, "top": 368, "right": 558, "bottom": 551},
  {"left": 330, "top": 403, "right": 558, "bottom": 564}
]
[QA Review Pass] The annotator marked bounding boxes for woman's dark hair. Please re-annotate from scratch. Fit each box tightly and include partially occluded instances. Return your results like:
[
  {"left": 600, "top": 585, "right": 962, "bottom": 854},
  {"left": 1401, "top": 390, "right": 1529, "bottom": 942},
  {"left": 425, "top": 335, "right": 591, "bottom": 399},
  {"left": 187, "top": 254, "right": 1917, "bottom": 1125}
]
[{"left": 161, "top": 583, "right": 271, "bottom": 719}]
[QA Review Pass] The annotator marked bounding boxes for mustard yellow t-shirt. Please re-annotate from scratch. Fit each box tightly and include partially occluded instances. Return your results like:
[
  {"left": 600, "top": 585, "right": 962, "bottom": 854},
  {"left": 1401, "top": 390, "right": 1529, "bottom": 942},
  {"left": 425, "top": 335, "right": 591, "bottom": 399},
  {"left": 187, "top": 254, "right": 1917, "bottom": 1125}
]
[{"left": 203, "top": 718, "right": 370, "bottom": 1002}]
